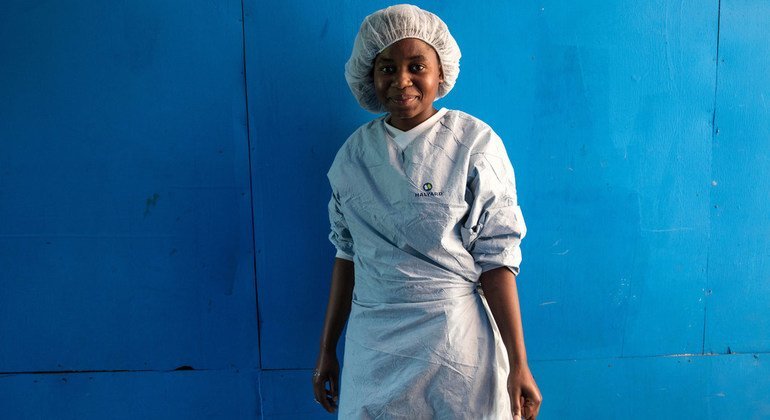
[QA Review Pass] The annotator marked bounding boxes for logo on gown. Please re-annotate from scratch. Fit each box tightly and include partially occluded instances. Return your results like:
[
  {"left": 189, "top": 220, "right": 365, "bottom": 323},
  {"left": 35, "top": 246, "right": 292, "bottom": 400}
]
[{"left": 416, "top": 182, "right": 443, "bottom": 197}]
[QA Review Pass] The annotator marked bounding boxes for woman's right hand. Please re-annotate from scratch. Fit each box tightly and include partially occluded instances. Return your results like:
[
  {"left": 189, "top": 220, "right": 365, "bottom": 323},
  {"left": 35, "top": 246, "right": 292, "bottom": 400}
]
[
  {"left": 312, "top": 350, "right": 340, "bottom": 413},
  {"left": 313, "top": 258, "right": 354, "bottom": 413}
]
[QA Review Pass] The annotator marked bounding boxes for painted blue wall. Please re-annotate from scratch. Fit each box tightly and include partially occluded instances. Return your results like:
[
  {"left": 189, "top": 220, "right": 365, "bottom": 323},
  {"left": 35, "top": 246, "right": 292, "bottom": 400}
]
[
  {"left": 1, "top": 0, "right": 260, "bottom": 418},
  {"left": 1, "top": 0, "right": 769, "bottom": 419}
]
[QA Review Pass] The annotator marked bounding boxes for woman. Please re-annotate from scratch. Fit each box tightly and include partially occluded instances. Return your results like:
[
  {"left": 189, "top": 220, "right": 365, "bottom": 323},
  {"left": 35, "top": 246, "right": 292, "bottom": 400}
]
[{"left": 312, "top": 5, "right": 541, "bottom": 419}]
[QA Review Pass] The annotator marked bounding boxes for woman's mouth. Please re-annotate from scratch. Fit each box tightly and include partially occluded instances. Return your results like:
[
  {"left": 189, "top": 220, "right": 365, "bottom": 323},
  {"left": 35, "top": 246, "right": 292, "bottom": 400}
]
[{"left": 389, "top": 95, "right": 418, "bottom": 105}]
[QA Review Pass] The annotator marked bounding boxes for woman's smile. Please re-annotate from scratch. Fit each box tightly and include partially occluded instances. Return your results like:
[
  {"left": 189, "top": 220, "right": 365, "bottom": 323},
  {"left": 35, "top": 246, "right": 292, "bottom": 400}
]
[{"left": 388, "top": 94, "right": 419, "bottom": 105}]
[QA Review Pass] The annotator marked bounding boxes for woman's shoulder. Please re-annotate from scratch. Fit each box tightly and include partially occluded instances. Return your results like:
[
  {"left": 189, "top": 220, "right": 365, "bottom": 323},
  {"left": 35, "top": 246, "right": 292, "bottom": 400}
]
[
  {"left": 341, "top": 115, "right": 387, "bottom": 151},
  {"left": 439, "top": 109, "right": 502, "bottom": 151},
  {"left": 441, "top": 109, "right": 494, "bottom": 129},
  {"left": 330, "top": 116, "right": 383, "bottom": 157},
  {"left": 328, "top": 115, "right": 387, "bottom": 176}
]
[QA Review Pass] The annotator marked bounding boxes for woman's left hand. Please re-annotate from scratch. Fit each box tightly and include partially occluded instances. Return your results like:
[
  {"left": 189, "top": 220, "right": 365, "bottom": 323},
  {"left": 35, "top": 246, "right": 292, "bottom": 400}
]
[{"left": 507, "top": 363, "right": 542, "bottom": 420}]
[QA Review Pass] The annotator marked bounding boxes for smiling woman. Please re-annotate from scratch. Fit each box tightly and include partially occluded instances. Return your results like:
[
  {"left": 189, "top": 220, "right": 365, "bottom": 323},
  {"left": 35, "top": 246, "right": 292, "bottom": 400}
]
[
  {"left": 312, "top": 4, "right": 542, "bottom": 419},
  {"left": 373, "top": 38, "right": 445, "bottom": 130}
]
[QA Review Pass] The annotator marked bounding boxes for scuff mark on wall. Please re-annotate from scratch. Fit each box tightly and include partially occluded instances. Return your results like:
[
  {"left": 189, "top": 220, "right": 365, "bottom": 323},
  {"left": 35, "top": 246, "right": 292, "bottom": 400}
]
[{"left": 144, "top": 193, "right": 160, "bottom": 217}]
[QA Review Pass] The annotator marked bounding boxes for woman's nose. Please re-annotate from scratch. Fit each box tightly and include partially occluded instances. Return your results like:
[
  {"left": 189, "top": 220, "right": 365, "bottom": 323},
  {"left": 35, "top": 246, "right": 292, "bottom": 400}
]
[{"left": 392, "top": 69, "right": 412, "bottom": 89}]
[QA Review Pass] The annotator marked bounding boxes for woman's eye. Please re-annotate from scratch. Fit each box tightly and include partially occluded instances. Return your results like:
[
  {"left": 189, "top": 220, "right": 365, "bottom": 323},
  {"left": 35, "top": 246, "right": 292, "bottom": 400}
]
[
  {"left": 379, "top": 66, "right": 395, "bottom": 74},
  {"left": 410, "top": 64, "right": 425, "bottom": 72}
]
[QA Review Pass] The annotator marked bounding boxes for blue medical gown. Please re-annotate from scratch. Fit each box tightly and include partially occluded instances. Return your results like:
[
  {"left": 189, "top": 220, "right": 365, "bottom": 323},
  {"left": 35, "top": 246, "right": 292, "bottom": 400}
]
[{"left": 327, "top": 110, "right": 526, "bottom": 419}]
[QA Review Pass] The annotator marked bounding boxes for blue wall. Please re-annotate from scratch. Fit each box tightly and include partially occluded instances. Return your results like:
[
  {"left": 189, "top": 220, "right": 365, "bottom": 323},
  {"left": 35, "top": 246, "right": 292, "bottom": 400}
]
[
  {"left": 2, "top": 0, "right": 769, "bottom": 419},
  {"left": 1, "top": 0, "right": 260, "bottom": 417}
]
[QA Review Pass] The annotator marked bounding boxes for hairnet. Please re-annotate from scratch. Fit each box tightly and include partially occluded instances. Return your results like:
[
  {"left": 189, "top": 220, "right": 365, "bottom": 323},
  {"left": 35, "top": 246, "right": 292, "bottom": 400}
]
[{"left": 345, "top": 4, "right": 461, "bottom": 113}]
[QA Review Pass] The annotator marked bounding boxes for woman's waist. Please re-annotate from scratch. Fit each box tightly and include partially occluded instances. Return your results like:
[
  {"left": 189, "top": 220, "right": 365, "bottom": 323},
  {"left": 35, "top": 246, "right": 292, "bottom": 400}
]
[
  {"left": 345, "top": 289, "right": 493, "bottom": 369},
  {"left": 352, "top": 274, "right": 478, "bottom": 305}
]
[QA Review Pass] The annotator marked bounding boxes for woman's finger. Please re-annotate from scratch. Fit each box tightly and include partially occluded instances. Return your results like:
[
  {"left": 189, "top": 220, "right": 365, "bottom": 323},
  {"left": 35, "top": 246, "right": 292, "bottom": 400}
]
[
  {"left": 319, "top": 379, "right": 335, "bottom": 413},
  {"left": 521, "top": 396, "right": 531, "bottom": 419},
  {"left": 522, "top": 388, "right": 542, "bottom": 419},
  {"left": 329, "top": 371, "right": 339, "bottom": 405},
  {"left": 312, "top": 372, "right": 335, "bottom": 413},
  {"left": 510, "top": 387, "right": 522, "bottom": 419},
  {"left": 530, "top": 396, "right": 541, "bottom": 419}
]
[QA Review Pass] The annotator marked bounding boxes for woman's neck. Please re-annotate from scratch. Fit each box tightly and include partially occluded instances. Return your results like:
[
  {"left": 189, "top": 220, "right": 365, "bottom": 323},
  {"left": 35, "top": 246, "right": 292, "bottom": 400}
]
[{"left": 387, "top": 107, "right": 439, "bottom": 131}]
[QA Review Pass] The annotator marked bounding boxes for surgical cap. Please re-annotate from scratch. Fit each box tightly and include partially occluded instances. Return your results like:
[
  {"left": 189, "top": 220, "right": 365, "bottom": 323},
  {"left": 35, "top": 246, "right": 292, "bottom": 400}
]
[{"left": 345, "top": 4, "right": 462, "bottom": 113}]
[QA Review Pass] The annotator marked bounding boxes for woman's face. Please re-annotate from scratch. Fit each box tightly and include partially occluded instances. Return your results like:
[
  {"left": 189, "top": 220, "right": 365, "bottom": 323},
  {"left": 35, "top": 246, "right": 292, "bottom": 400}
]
[{"left": 373, "top": 38, "right": 444, "bottom": 131}]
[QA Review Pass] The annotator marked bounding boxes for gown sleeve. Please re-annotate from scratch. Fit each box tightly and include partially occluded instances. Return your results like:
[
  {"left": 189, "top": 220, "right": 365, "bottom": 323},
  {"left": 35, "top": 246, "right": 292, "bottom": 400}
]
[
  {"left": 328, "top": 188, "right": 355, "bottom": 260},
  {"left": 461, "top": 132, "right": 527, "bottom": 275}
]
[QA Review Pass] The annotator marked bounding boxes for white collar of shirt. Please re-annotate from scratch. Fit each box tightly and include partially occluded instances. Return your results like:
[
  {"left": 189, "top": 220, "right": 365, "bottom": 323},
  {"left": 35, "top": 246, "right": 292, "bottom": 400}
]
[{"left": 384, "top": 108, "right": 448, "bottom": 150}]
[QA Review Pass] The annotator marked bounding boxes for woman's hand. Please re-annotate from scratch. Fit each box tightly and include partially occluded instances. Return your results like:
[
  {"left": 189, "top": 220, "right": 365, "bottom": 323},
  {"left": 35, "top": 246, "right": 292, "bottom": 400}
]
[
  {"left": 479, "top": 267, "right": 541, "bottom": 419},
  {"left": 313, "top": 258, "right": 354, "bottom": 413},
  {"left": 507, "top": 363, "right": 542, "bottom": 420},
  {"left": 312, "top": 350, "right": 340, "bottom": 413}
]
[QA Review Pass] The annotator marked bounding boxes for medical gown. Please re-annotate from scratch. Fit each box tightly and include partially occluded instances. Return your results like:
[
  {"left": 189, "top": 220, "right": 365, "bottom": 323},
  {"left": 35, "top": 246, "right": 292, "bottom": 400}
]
[{"left": 328, "top": 109, "right": 526, "bottom": 419}]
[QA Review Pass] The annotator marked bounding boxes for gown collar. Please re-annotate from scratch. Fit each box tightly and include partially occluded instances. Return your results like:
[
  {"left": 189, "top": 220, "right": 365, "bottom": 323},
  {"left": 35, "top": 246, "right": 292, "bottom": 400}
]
[{"left": 384, "top": 108, "right": 448, "bottom": 150}]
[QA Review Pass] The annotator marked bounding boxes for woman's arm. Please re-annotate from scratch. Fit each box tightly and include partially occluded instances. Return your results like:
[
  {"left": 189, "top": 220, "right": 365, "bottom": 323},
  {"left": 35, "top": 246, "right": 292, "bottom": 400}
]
[
  {"left": 480, "top": 266, "right": 542, "bottom": 420},
  {"left": 312, "top": 258, "right": 355, "bottom": 413}
]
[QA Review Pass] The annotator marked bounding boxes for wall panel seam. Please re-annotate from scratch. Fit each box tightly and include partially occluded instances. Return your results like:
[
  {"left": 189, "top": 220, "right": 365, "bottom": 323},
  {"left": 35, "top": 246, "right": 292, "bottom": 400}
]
[
  {"left": 702, "top": 0, "right": 722, "bottom": 356},
  {"left": 239, "top": 0, "right": 263, "bottom": 370}
]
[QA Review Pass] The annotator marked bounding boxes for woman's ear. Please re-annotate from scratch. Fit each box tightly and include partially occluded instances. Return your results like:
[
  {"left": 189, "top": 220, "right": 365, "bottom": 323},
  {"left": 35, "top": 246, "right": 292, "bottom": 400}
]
[{"left": 439, "top": 66, "right": 445, "bottom": 83}]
